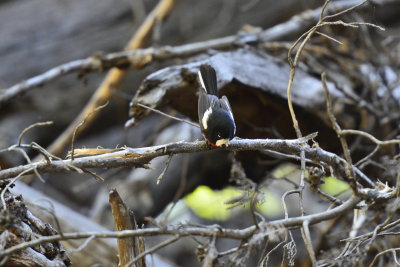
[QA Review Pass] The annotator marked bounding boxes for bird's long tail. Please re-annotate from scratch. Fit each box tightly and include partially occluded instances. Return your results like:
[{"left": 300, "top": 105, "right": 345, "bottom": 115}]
[{"left": 198, "top": 64, "right": 218, "bottom": 96}]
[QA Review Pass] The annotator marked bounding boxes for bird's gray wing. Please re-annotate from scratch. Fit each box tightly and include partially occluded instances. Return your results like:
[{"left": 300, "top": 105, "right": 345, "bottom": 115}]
[{"left": 220, "top": 95, "right": 235, "bottom": 121}]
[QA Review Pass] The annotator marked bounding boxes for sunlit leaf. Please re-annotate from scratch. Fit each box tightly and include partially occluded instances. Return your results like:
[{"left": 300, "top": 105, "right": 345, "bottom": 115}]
[
  {"left": 321, "top": 176, "right": 350, "bottom": 196},
  {"left": 184, "top": 186, "right": 242, "bottom": 221},
  {"left": 185, "top": 186, "right": 283, "bottom": 220},
  {"left": 256, "top": 190, "right": 283, "bottom": 217}
]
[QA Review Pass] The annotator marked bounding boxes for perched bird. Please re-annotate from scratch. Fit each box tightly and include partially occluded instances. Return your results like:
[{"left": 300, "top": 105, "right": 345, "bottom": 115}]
[{"left": 197, "top": 64, "right": 236, "bottom": 147}]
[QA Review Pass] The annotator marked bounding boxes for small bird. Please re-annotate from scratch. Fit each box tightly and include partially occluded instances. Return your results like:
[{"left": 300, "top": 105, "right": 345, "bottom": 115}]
[{"left": 197, "top": 64, "right": 236, "bottom": 147}]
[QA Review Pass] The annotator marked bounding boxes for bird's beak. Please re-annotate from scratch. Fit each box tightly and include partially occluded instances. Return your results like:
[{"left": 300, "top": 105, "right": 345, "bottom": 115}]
[{"left": 215, "top": 139, "right": 229, "bottom": 147}]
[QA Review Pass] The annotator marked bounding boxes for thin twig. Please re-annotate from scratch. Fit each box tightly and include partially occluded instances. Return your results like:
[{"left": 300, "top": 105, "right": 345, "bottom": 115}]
[
  {"left": 7, "top": 146, "right": 45, "bottom": 183},
  {"left": 17, "top": 121, "right": 54, "bottom": 146},
  {"left": 125, "top": 235, "right": 180, "bottom": 267},
  {"left": 301, "top": 220, "right": 317, "bottom": 267},
  {"left": 356, "top": 145, "right": 380, "bottom": 168},
  {"left": 136, "top": 103, "right": 200, "bottom": 128},
  {"left": 71, "top": 101, "right": 109, "bottom": 160},
  {"left": 342, "top": 218, "right": 400, "bottom": 242},
  {"left": 259, "top": 240, "right": 285, "bottom": 266},
  {"left": 315, "top": 187, "right": 344, "bottom": 206},
  {"left": 14, "top": 142, "right": 85, "bottom": 175},
  {"left": 319, "top": 0, "right": 331, "bottom": 21},
  {"left": 341, "top": 129, "right": 400, "bottom": 146},
  {"left": 81, "top": 168, "right": 105, "bottom": 182},
  {"left": 281, "top": 189, "right": 299, "bottom": 220},
  {"left": 219, "top": 243, "right": 249, "bottom": 257},
  {"left": 368, "top": 248, "right": 400, "bottom": 267},
  {"left": 322, "top": 0, "right": 368, "bottom": 21},
  {"left": 315, "top": 31, "right": 343, "bottom": 44},
  {"left": 156, "top": 154, "right": 174, "bottom": 184},
  {"left": 68, "top": 236, "right": 95, "bottom": 254},
  {"left": 322, "top": 72, "right": 357, "bottom": 193}
]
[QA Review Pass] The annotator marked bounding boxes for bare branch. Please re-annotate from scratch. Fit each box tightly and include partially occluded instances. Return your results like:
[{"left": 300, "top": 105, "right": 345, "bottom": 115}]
[
  {"left": 369, "top": 248, "right": 400, "bottom": 267},
  {"left": 315, "top": 31, "right": 343, "bottom": 44},
  {"left": 0, "top": 135, "right": 375, "bottom": 187},
  {"left": 322, "top": 72, "right": 357, "bottom": 192},
  {"left": 0, "top": 194, "right": 360, "bottom": 259},
  {"left": 322, "top": 0, "right": 368, "bottom": 21},
  {"left": 17, "top": 121, "right": 53, "bottom": 146},
  {"left": 341, "top": 129, "right": 400, "bottom": 146},
  {"left": 0, "top": 1, "right": 370, "bottom": 106}
]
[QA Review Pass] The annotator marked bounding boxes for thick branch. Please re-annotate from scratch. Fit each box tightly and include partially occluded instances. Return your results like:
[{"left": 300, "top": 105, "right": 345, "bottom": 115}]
[
  {"left": 0, "top": 136, "right": 375, "bottom": 187},
  {"left": 109, "top": 190, "right": 136, "bottom": 266}
]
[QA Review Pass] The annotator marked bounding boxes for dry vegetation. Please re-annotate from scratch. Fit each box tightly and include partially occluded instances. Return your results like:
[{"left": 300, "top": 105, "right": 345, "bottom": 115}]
[{"left": 0, "top": 0, "right": 399, "bottom": 266}]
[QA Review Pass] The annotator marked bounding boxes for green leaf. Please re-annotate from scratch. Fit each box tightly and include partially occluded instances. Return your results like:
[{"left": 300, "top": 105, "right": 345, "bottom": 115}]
[{"left": 321, "top": 176, "right": 350, "bottom": 196}]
